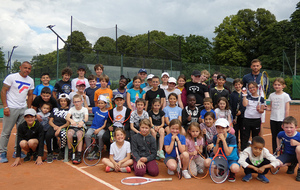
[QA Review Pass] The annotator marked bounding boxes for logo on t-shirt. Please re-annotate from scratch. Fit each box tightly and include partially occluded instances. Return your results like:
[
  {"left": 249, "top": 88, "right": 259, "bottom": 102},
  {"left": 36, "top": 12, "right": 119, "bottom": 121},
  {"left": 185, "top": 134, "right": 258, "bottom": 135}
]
[
  {"left": 115, "top": 114, "right": 123, "bottom": 121},
  {"left": 16, "top": 80, "right": 31, "bottom": 93},
  {"left": 189, "top": 86, "right": 200, "bottom": 93}
]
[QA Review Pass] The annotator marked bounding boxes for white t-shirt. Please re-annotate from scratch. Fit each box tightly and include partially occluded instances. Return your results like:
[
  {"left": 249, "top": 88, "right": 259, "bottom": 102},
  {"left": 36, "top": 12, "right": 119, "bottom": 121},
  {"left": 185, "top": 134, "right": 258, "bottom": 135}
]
[
  {"left": 113, "top": 107, "right": 127, "bottom": 128},
  {"left": 71, "top": 78, "right": 90, "bottom": 92},
  {"left": 269, "top": 92, "right": 291, "bottom": 121},
  {"left": 110, "top": 141, "right": 131, "bottom": 162},
  {"left": 215, "top": 108, "right": 231, "bottom": 120},
  {"left": 68, "top": 92, "right": 90, "bottom": 107},
  {"left": 68, "top": 106, "right": 88, "bottom": 127},
  {"left": 3, "top": 73, "right": 34, "bottom": 108},
  {"left": 159, "top": 84, "right": 168, "bottom": 90},
  {"left": 164, "top": 88, "right": 181, "bottom": 106}
]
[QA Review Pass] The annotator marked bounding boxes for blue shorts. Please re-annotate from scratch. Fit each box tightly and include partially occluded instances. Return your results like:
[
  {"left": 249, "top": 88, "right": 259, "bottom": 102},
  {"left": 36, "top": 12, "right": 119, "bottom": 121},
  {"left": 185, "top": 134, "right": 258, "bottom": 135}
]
[
  {"left": 209, "top": 157, "right": 239, "bottom": 168},
  {"left": 278, "top": 153, "right": 298, "bottom": 164}
]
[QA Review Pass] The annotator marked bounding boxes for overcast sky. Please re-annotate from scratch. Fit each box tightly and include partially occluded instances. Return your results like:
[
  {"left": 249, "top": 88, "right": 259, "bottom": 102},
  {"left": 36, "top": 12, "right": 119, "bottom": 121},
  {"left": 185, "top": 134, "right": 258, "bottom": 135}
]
[{"left": 0, "top": 0, "right": 298, "bottom": 62}]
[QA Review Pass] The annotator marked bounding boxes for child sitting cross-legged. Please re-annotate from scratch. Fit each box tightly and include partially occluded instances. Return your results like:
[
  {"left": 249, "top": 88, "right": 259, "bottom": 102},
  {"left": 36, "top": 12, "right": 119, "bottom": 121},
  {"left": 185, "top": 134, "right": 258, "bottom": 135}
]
[
  {"left": 238, "top": 136, "right": 280, "bottom": 183},
  {"left": 131, "top": 119, "right": 159, "bottom": 176},
  {"left": 204, "top": 118, "right": 240, "bottom": 182},
  {"left": 102, "top": 128, "right": 133, "bottom": 173}
]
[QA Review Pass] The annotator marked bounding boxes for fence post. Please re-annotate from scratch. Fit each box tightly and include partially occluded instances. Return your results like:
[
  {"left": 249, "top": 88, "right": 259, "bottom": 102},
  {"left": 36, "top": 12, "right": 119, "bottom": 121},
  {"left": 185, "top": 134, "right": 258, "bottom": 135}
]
[{"left": 121, "top": 54, "right": 123, "bottom": 75}]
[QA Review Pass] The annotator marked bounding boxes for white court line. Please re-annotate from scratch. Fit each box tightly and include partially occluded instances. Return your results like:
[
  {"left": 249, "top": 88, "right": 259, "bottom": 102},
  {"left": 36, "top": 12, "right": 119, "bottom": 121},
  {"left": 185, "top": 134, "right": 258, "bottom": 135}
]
[
  {"left": 263, "top": 133, "right": 271, "bottom": 137},
  {"left": 79, "top": 163, "right": 103, "bottom": 169},
  {"left": 65, "top": 162, "right": 120, "bottom": 190}
]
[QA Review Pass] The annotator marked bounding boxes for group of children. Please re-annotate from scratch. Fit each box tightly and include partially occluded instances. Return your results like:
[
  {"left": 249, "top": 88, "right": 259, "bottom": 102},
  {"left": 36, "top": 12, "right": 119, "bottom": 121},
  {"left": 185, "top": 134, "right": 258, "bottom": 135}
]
[{"left": 7, "top": 65, "right": 300, "bottom": 183}]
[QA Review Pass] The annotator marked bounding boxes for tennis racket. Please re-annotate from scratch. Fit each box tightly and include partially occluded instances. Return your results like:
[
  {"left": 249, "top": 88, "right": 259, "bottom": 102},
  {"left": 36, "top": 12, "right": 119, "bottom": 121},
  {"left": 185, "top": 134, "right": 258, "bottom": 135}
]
[
  {"left": 110, "top": 131, "right": 114, "bottom": 143},
  {"left": 270, "top": 141, "right": 284, "bottom": 174},
  {"left": 121, "top": 177, "right": 172, "bottom": 186},
  {"left": 174, "top": 141, "right": 182, "bottom": 179},
  {"left": 235, "top": 92, "right": 241, "bottom": 122},
  {"left": 66, "top": 126, "right": 85, "bottom": 162},
  {"left": 209, "top": 141, "right": 229, "bottom": 183},
  {"left": 83, "top": 134, "right": 101, "bottom": 166},
  {"left": 189, "top": 137, "right": 208, "bottom": 179},
  {"left": 260, "top": 71, "right": 269, "bottom": 99}
]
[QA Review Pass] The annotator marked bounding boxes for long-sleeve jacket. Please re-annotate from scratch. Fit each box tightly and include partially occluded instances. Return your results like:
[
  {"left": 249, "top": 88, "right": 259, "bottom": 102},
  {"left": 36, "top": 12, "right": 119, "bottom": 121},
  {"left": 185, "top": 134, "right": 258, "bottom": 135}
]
[
  {"left": 131, "top": 133, "right": 157, "bottom": 162},
  {"left": 16, "top": 120, "right": 44, "bottom": 157},
  {"left": 105, "top": 107, "right": 132, "bottom": 131}
]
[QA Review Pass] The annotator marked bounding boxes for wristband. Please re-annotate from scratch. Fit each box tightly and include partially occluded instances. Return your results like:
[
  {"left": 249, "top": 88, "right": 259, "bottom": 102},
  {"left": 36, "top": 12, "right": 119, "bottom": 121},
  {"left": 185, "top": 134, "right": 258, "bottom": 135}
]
[
  {"left": 242, "top": 94, "right": 247, "bottom": 97},
  {"left": 82, "top": 120, "right": 86, "bottom": 123},
  {"left": 4, "top": 107, "right": 9, "bottom": 109}
]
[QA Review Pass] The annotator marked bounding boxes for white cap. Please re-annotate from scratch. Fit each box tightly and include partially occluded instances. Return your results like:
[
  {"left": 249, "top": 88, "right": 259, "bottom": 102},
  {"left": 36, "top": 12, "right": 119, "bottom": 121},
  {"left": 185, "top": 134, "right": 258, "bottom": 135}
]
[
  {"left": 168, "top": 77, "right": 177, "bottom": 84},
  {"left": 215, "top": 118, "right": 229, "bottom": 128},
  {"left": 98, "top": 95, "right": 109, "bottom": 108},
  {"left": 147, "top": 74, "right": 154, "bottom": 80},
  {"left": 24, "top": 108, "right": 36, "bottom": 116},
  {"left": 58, "top": 93, "right": 70, "bottom": 100},
  {"left": 161, "top": 72, "right": 169, "bottom": 78}
]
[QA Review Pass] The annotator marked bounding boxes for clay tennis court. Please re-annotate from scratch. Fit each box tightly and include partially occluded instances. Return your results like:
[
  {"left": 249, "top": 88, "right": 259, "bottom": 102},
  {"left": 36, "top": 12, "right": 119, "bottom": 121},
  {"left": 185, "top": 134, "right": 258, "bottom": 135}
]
[{"left": 1, "top": 105, "right": 300, "bottom": 190}]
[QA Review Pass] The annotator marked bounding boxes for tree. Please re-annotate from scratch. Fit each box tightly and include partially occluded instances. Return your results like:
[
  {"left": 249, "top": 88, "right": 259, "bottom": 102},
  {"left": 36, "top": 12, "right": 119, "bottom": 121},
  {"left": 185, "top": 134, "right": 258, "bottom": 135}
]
[
  {"left": 94, "top": 36, "right": 116, "bottom": 52},
  {"left": 0, "top": 47, "right": 6, "bottom": 73},
  {"left": 213, "top": 8, "right": 277, "bottom": 67},
  {"left": 11, "top": 60, "right": 21, "bottom": 73}
]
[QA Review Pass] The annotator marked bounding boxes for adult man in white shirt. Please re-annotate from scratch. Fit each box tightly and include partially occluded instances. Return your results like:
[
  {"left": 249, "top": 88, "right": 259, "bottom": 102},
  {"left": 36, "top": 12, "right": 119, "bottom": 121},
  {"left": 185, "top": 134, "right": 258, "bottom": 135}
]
[{"left": 0, "top": 61, "right": 34, "bottom": 163}]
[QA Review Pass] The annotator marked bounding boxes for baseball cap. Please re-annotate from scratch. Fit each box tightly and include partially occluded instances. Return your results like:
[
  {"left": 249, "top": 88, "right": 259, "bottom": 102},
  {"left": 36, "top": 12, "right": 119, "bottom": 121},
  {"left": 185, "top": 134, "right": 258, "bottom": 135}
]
[
  {"left": 78, "top": 65, "right": 86, "bottom": 70},
  {"left": 161, "top": 72, "right": 169, "bottom": 78},
  {"left": 215, "top": 118, "right": 229, "bottom": 128},
  {"left": 98, "top": 95, "right": 108, "bottom": 103},
  {"left": 191, "top": 70, "right": 201, "bottom": 76},
  {"left": 76, "top": 80, "right": 86, "bottom": 86},
  {"left": 138, "top": 68, "right": 147, "bottom": 74},
  {"left": 114, "top": 94, "right": 124, "bottom": 99},
  {"left": 147, "top": 74, "right": 154, "bottom": 80},
  {"left": 168, "top": 77, "right": 177, "bottom": 84},
  {"left": 24, "top": 108, "right": 36, "bottom": 117},
  {"left": 58, "top": 93, "right": 70, "bottom": 100}
]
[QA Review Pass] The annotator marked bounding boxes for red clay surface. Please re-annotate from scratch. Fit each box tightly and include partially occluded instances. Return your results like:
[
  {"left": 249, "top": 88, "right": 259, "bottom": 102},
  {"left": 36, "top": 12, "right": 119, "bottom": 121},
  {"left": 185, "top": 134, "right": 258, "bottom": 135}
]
[{"left": 1, "top": 105, "right": 300, "bottom": 190}]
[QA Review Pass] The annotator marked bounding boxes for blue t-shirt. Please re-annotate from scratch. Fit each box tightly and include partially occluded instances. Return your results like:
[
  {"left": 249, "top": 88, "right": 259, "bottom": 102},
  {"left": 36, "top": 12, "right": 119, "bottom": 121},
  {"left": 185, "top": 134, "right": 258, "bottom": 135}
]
[
  {"left": 91, "top": 107, "right": 108, "bottom": 129},
  {"left": 127, "top": 81, "right": 147, "bottom": 89},
  {"left": 96, "top": 77, "right": 111, "bottom": 88},
  {"left": 213, "top": 133, "right": 238, "bottom": 161},
  {"left": 163, "top": 106, "right": 182, "bottom": 121},
  {"left": 127, "top": 88, "right": 146, "bottom": 103},
  {"left": 33, "top": 84, "right": 54, "bottom": 96},
  {"left": 277, "top": 131, "right": 300, "bottom": 155},
  {"left": 164, "top": 133, "right": 186, "bottom": 158},
  {"left": 200, "top": 109, "right": 216, "bottom": 119}
]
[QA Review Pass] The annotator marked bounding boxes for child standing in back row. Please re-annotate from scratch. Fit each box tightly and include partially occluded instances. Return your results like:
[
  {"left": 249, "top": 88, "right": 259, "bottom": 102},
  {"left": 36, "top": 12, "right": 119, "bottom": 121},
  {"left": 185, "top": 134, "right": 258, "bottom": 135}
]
[
  {"left": 267, "top": 78, "right": 291, "bottom": 153},
  {"left": 53, "top": 67, "right": 72, "bottom": 99},
  {"left": 71, "top": 65, "right": 90, "bottom": 92},
  {"left": 33, "top": 72, "right": 54, "bottom": 99},
  {"left": 127, "top": 76, "right": 146, "bottom": 111},
  {"left": 85, "top": 75, "right": 99, "bottom": 107}
]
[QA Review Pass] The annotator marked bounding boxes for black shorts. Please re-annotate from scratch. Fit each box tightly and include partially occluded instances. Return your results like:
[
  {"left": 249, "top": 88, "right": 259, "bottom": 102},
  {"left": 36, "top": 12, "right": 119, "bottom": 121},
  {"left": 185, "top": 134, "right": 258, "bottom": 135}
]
[{"left": 68, "top": 126, "right": 85, "bottom": 133}]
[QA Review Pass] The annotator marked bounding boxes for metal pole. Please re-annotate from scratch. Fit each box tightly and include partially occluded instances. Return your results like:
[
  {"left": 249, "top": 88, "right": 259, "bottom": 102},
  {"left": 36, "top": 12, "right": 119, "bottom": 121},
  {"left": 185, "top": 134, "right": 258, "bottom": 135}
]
[
  {"left": 56, "top": 36, "right": 59, "bottom": 81},
  {"left": 295, "top": 40, "right": 297, "bottom": 76},
  {"left": 116, "top": 24, "right": 118, "bottom": 53},
  {"left": 7, "top": 46, "right": 18, "bottom": 75}
]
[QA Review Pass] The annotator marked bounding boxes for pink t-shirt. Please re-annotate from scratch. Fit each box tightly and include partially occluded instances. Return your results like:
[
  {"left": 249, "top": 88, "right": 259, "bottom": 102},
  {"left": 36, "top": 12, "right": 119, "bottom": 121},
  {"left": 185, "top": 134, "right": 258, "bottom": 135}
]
[{"left": 186, "top": 137, "right": 204, "bottom": 159}]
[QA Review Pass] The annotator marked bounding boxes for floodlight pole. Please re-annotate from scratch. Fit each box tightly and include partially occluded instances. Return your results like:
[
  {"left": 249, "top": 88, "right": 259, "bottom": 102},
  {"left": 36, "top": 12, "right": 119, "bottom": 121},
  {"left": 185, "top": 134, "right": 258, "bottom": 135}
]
[
  {"left": 47, "top": 25, "right": 70, "bottom": 66},
  {"left": 7, "top": 46, "right": 18, "bottom": 75}
]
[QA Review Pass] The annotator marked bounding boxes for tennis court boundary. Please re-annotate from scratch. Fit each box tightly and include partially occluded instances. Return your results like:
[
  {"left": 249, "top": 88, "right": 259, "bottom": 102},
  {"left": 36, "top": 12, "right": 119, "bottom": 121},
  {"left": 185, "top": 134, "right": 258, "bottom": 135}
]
[{"left": 65, "top": 162, "right": 120, "bottom": 190}]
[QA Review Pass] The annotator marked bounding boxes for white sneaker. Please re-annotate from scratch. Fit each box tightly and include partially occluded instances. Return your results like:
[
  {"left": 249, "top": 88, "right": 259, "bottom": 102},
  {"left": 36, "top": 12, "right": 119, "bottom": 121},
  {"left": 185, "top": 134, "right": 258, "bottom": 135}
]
[
  {"left": 182, "top": 170, "right": 191, "bottom": 179},
  {"left": 197, "top": 166, "right": 204, "bottom": 174},
  {"left": 168, "top": 169, "right": 174, "bottom": 175}
]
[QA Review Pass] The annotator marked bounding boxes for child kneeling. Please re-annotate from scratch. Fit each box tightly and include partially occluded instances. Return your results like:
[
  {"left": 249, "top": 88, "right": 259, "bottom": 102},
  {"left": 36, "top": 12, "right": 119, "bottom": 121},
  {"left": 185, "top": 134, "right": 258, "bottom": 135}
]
[
  {"left": 204, "top": 118, "right": 240, "bottom": 182},
  {"left": 238, "top": 136, "right": 280, "bottom": 183},
  {"left": 102, "top": 128, "right": 133, "bottom": 172},
  {"left": 132, "top": 119, "right": 159, "bottom": 176}
]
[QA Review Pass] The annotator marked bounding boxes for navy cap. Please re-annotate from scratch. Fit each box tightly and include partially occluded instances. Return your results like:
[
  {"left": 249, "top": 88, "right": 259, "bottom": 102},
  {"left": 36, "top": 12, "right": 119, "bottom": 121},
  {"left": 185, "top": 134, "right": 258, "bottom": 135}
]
[
  {"left": 78, "top": 65, "right": 86, "bottom": 70},
  {"left": 138, "top": 68, "right": 147, "bottom": 74},
  {"left": 192, "top": 70, "right": 201, "bottom": 76}
]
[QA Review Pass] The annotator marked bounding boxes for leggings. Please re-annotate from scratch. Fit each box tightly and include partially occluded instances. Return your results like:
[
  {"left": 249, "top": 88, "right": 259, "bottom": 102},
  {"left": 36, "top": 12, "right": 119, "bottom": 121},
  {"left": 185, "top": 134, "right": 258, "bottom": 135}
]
[{"left": 241, "top": 118, "right": 261, "bottom": 150}]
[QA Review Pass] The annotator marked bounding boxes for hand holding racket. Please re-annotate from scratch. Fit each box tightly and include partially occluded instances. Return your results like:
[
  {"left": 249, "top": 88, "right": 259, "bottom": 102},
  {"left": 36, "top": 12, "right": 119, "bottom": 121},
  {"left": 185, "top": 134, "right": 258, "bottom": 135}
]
[
  {"left": 209, "top": 141, "right": 229, "bottom": 183},
  {"left": 121, "top": 177, "right": 172, "bottom": 186},
  {"left": 270, "top": 141, "right": 284, "bottom": 174},
  {"left": 174, "top": 141, "right": 183, "bottom": 179}
]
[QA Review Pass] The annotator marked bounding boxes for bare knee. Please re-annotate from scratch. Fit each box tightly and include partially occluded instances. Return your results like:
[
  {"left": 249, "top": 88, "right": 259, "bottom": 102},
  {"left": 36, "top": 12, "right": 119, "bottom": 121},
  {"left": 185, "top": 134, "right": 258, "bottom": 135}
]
[{"left": 230, "top": 164, "right": 240, "bottom": 173}]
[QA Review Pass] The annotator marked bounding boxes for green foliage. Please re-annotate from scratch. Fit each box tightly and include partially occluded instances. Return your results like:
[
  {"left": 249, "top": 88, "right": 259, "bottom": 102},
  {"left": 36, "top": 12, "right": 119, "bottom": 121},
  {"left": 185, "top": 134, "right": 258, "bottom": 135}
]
[
  {"left": 0, "top": 47, "right": 6, "bottom": 72},
  {"left": 94, "top": 36, "right": 116, "bottom": 52},
  {"left": 11, "top": 60, "right": 21, "bottom": 73}
]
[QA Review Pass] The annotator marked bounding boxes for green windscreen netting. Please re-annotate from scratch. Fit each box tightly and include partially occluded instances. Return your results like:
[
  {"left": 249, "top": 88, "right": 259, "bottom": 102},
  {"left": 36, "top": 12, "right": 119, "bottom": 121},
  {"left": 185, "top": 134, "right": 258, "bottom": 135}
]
[{"left": 293, "top": 76, "right": 300, "bottom": 99}]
